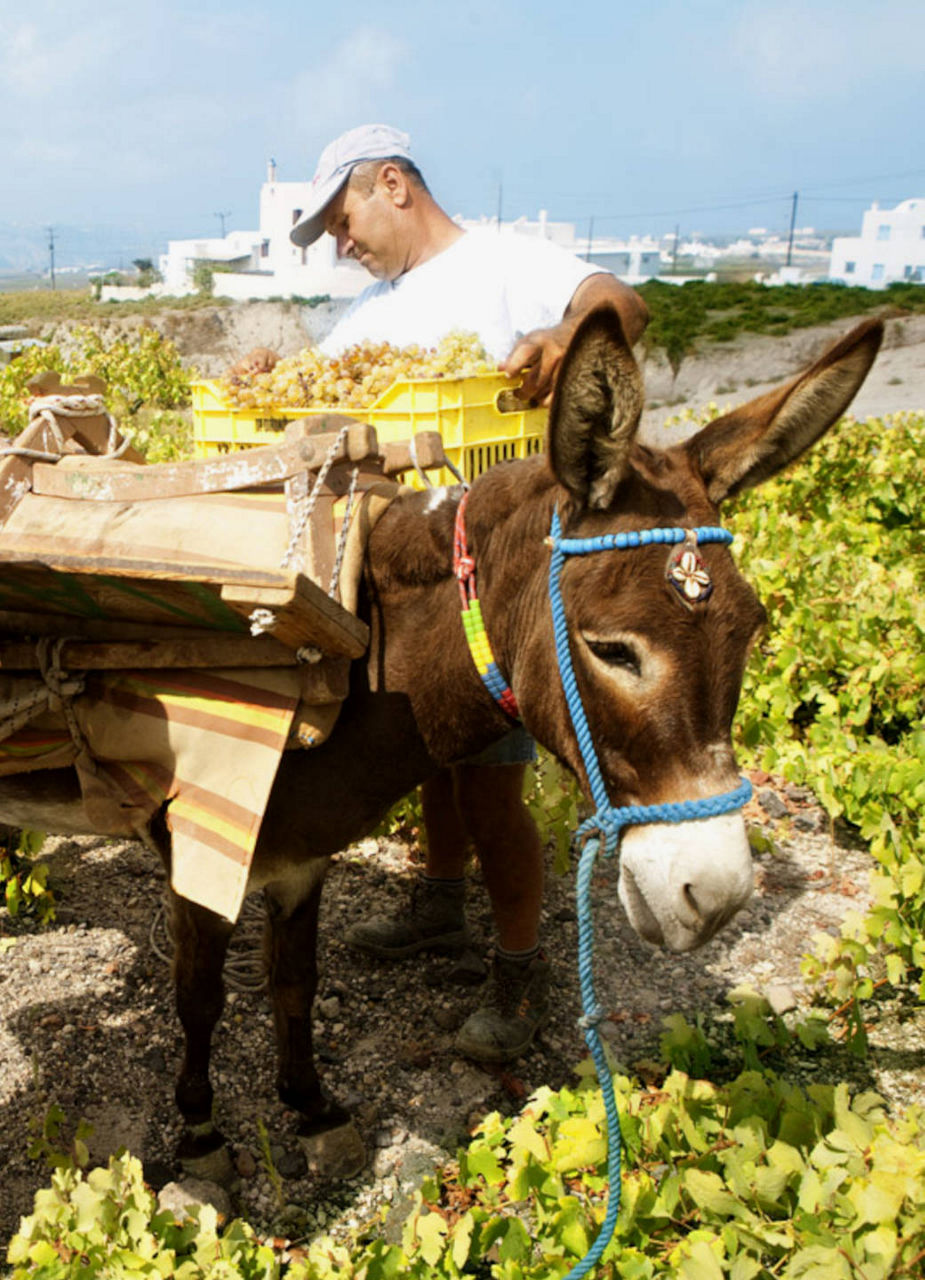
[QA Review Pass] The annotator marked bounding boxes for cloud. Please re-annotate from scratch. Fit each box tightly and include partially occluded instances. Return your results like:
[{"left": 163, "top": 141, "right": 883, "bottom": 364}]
[
  {"left": 0, "top": 17, "right": 114, "bottom": 99},
  {"left": 288, "top": 26, "right": 410, "bottom": 141},
  {"left": 728, "top": 1, "right": 924, "bottom": 99}
]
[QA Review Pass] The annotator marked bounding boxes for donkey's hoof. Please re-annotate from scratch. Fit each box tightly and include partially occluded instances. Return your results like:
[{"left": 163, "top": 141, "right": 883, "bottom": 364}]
[
  {"left": 177, "top": 1131, "right": 235, "bottom": 1186},
  {"left": 298, "top": 1120, "right": 366, "bottom": 1180}
]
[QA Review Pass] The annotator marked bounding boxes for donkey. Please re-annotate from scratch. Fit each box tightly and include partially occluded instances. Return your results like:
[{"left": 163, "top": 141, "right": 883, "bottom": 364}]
[{"left": 0, "top": 309, "right": 882, "bottom": 1179}]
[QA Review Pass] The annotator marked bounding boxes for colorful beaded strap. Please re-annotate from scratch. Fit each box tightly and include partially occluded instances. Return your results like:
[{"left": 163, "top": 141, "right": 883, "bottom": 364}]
[{"left": 453, "top": 490, "right": 519, "bottom": 719}]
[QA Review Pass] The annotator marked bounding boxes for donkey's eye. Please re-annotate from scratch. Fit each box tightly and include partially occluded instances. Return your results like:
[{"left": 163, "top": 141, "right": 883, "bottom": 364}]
[{"left": 585, "top": 638, "right": 642, "bottom": 676}]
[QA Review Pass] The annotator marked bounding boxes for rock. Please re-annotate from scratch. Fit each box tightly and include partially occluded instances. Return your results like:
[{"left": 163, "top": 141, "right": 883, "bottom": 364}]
[
  {"left": 764, "top": 983, "right": 799, "bottom": 1016},
  {"left": 434, "top": 1005, "right": 461, "bottom": 1031},
  {"left": 158, "top": 1177, "right": 232, "bottom": 1221},
  {"left": 235, "top": 1148, "right": 258, "bottom": 1178},
  {"left": 275, "top": 1147, "right": 308, "bottom": 1179},
  {"left": 758, "top": 789, "right": 790, "bottom": 820},
  {"left": 298, "top": 1120, "right": 366, "bottom": 1179},
  {"left": 317, "top": 996, "right": 341, "bottom": 1019}
]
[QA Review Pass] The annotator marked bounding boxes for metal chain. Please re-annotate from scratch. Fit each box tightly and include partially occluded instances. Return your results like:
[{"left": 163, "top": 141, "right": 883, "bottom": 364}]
[{"left": 327, "top": 464, "right": 360, "bottom": 598}]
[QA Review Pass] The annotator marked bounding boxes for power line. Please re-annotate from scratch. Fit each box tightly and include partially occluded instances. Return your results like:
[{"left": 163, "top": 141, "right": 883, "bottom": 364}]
[
  {"left": 786, "top": 192, "right": 798, "bottom": 267},
  {"left": 47, "top": 226, "right": 56, "bottom": 290}
]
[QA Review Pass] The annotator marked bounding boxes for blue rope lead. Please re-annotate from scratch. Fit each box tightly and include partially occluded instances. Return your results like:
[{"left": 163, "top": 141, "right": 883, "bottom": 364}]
[{"left": 548, "top": 506, "right": 752, "bottom": 1280}]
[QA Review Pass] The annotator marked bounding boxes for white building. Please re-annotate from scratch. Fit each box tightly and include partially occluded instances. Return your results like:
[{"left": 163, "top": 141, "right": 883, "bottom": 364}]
[
  {"left": 829, "top": 198, "right": 925, "bottom": 288},
  {"left": 153, "top": 161, "right": 370, "bottom": 301},
  {"left": 461, "top": 212, "right": 660, "bottom": 283},
  {"left": 143, "top": 162, "right": 659, "bottom": 302}
]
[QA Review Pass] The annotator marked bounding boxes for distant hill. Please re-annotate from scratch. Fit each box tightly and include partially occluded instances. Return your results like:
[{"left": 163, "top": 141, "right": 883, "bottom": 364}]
[{"left": 0, "top": 222, "right": 162, "bottom": 274}]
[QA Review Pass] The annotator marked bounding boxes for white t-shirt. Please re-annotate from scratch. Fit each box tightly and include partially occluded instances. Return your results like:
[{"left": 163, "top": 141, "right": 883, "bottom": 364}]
[{"left": 319, "top": 227, "right": 601, "bottom": 361}]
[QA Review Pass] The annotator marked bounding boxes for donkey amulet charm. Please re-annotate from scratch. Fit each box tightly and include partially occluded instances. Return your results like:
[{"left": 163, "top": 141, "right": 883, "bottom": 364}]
[{"left": 666, "top": 530, "right": 714, "bottom": 605}]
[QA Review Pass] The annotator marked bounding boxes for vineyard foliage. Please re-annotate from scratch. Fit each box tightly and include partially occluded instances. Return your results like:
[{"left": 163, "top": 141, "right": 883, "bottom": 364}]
[
  {"left": 8, "top": 1071, "right": 925, "bottom": 1279},
  {"left": 726, "top": 410, "right": 925, "bottom": 1006},
  {"left": 0, "top": 326, "right": 193, "bottom": 460}
]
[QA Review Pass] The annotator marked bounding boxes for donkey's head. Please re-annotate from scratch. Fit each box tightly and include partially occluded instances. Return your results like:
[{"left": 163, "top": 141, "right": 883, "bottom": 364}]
[{"left": 517, "top": 309, "right": 882, "bottom": 951}]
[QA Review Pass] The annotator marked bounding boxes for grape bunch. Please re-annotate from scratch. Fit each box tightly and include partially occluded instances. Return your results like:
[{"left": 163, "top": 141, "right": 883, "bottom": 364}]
[{"left": 220, "top": 331, "right": 496, "bottom": 410}]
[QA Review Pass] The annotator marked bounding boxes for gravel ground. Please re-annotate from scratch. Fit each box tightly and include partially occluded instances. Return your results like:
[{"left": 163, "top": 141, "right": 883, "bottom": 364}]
[{"left": 1, "top": 778, "right": 923, "bottom": 1252}]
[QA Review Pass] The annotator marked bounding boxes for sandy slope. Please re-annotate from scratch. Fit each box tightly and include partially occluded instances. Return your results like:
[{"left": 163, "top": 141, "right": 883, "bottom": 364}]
[{"left": 638, "top": 312, "right": 925, "bottom": 444}]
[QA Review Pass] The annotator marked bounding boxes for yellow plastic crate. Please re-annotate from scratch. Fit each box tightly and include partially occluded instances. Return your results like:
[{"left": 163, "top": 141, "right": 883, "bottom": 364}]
[{"left": 191, "top": 374, "right": 547, "bottom": 486}]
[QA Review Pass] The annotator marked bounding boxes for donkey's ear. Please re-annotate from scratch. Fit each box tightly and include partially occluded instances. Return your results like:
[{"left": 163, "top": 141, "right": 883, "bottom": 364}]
[
  {"left": 547, "top": 305, "right": 644, "bottom": 511},
  {"left": 686, "top": 318, "right": 883, "bottom": 505}
]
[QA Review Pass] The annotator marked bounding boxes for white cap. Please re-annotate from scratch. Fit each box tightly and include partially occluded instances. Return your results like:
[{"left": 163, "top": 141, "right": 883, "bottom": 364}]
[{"left": 289, "top": 124, "right": 414, "bottom": 247}]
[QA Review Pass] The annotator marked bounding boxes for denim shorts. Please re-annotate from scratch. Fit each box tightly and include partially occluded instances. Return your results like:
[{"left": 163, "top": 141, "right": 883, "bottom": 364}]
[{"left": 463, "top": 726, "right": 537, "bottom": 767}]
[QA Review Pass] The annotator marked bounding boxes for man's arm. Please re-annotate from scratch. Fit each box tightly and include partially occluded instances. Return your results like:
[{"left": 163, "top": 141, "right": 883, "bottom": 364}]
[{"left": 500, "top": 273, "right": 648, "bottom": 407}]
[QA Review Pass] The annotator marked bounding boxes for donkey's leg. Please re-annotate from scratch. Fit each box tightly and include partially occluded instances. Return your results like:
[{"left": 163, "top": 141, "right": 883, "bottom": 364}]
[
  {"left": 264, "top": 858, "right": 366, "bottom": 1178},
  {"left": 170, "top": 889, "right": 236, "bottom": 1182}
]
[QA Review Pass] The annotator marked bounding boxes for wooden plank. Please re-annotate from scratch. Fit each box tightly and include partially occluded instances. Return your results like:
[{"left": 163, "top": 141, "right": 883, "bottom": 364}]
[
  {"left": 0, "top": 621, "right": 352, "bottom": 696},
  {"left": 220, "top": 583, "right": 368, "bottom": 658},
  {"left": 380, "top": 432, "right": 448, "bottom": 477},
  {"left": 0, "top": 547, "right": 299, "bottom": 588},
  {"left": 0, "top": 564, "right": 251, "bottom": 630},
  {"left": 29, "top": 423, "right": 381, "bottom": 502},
  {"left": 0, "top": 608, "right": 237, "bottom": 643},
  {"left": 0, "top": 635, "right": 299, "bottom": 670},
  {"left": 0, "top": 553, "right": 366, "bottom": 656}
]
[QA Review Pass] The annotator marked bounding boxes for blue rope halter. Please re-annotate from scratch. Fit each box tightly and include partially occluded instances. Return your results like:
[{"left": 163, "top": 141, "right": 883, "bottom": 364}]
[{"left": 547, "top": 506, "right": 753, "bottom": 1279}]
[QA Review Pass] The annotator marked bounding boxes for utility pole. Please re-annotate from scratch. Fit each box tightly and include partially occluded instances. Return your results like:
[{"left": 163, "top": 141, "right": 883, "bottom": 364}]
[
  {"left": 215, "top": 211, "right": 231, "bottom": 238},
  {"left": 786, "top": 191, "right": 798, "bottom": 267},
  {"left": 585, "top": 216, "right": 595, "bottom": 262},
  {"left": 496, "top": 181, "right": 503, "bottom": 232},
  {"left": 47, "top": 226, "right": 56, "bottom": 290},
  {"left": 672, "top": 224, "right": 680, "bottom": 274}
]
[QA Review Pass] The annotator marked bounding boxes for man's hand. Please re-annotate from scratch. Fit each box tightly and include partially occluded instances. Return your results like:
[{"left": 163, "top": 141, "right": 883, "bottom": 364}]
[
  {"left": 228, "top": 347, "right": 280, "bottom": 378},
  {"left": 500, "top": 326, "right": 571, "bottom": 407},
  {"left": 500, "top": 273, "right": 649, "bottom": 407}
]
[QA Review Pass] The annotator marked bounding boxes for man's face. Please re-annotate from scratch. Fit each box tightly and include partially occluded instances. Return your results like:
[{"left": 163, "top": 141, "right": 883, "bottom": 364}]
[{"left": 323, "top": 176, "right": 404, "bottom": 281}]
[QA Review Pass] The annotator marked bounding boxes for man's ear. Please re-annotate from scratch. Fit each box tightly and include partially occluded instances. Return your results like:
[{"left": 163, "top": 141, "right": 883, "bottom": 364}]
[{"left": 377, "top": 161, "right": 413, "bottom": 208}]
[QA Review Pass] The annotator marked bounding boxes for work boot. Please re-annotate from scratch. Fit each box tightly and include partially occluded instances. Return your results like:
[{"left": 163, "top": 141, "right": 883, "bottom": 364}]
[
  {"left": 345, "top": 877, "right": 469, "bottom": 958},
  {"left": 454, "top": 952, "right": 551, "bottom": 1063}
]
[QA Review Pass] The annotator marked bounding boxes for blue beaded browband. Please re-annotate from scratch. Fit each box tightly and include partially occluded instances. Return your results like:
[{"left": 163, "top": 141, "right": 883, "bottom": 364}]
[{"left": 552, "top": 522, "right": 734, "bottom": 552}]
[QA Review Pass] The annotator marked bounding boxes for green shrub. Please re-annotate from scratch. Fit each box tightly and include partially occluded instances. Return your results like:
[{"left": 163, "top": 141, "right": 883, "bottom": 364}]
[
  {"left": 1, "top": 828, "right": 53, "bottom": 924},
  {"left": 8, "top": 1072, "right": 925, "bottom": 1278},
  {"left": 728, "top": 412, "right": 925, "bottom": 1010},
  {"left": 0, "top": 326, "right": 195, "bottom": 458}
]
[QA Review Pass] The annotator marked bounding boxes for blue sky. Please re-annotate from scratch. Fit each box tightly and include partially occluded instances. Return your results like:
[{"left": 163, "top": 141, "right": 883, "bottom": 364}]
[{"left": 1, "top": 0, "right": 922, "bottom": 265}]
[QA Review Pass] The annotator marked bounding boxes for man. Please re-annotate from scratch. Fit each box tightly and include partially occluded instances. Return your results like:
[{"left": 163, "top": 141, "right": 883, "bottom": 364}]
[{"left": 275, "top": 124, "right": 647, "bottom": 1064}]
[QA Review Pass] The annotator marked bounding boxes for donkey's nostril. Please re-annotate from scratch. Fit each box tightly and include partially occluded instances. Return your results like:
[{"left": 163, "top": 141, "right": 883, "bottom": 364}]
[{"left": 681, "top": 882, "right": 702, "bottom": 922}]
